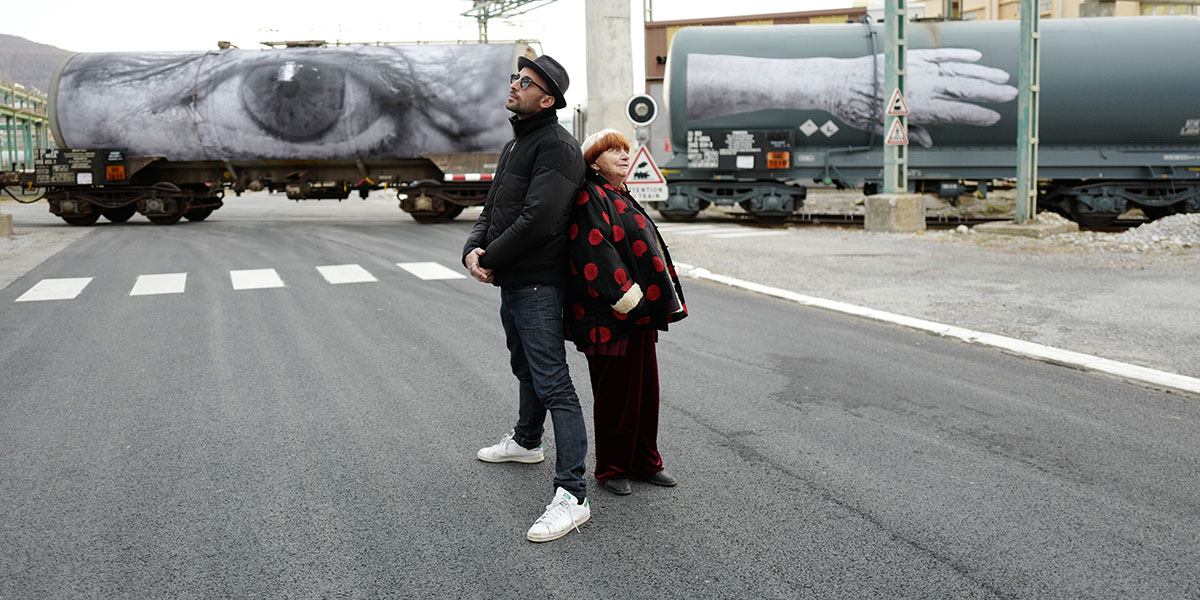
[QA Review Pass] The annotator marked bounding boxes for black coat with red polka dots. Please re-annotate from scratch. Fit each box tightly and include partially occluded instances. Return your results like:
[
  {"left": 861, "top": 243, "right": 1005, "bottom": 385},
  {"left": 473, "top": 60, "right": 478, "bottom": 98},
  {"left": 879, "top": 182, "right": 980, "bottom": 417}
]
[{"left": 564, "top": 172, "right": 688, "bottom": 346}]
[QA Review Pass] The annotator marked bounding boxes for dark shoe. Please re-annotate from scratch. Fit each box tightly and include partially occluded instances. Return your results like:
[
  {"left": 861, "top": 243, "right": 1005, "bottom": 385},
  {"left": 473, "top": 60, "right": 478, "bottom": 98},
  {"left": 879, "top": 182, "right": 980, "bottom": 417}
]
[
  {"left": 646, "top": 470, "right": 677, "bottom": 487},
  {"left": 602, "top": 478, "right": 632, "bottom": 495}
]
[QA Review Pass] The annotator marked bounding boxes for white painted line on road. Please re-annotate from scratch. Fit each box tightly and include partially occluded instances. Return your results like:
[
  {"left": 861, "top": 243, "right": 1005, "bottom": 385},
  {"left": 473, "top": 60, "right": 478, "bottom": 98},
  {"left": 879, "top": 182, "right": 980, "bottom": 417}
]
[
  {"left": 15, "top": 277, "right": 93, "bottom": 302},
  {"left": 663, "top": 226, "right": 745, "bottom": 236},
  {"left": 231, "top": 269, "right": 285, "bottom": 290},
  {"left": 674, "top": 262, "right": 1200, "bottom": 397},
  {"left": 710, "top": 230, "right": 791, "bottom": 239},
  {"left": 130, "top": 273, "right": 187, "bottom": 296},
  {"left": 317, "top": 264, "right": 378, "bottom": 284},
  {"left": 397, "top": 262, "right": 466, "bottom": 281}
]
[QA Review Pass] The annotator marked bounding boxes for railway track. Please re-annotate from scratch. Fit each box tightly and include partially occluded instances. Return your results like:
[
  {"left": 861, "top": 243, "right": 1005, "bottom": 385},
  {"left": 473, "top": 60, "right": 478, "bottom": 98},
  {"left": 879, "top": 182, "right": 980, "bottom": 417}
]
[{"left": 660, "top": 210, "right": 1146, "bottom": 232}]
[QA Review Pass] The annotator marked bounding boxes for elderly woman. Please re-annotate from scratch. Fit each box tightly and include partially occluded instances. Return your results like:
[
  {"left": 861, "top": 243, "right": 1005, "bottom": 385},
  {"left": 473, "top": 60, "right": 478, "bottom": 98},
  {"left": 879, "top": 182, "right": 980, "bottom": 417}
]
[{"left": 565, "top": 129, "right": 688, "bottom": 496}]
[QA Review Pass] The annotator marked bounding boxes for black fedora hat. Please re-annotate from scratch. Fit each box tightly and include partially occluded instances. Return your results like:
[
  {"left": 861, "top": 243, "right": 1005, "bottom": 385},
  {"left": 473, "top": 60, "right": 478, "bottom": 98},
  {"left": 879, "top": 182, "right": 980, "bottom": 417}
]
[{"left": 517, "top": 54, "right": 569, "bottom": 110}]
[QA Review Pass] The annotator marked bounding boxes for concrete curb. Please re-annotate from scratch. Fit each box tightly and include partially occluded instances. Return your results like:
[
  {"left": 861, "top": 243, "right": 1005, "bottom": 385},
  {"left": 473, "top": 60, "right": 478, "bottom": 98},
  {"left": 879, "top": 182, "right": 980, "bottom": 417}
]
[{"left": 675, "top": 262, "right": 1200, "bottom": 398}]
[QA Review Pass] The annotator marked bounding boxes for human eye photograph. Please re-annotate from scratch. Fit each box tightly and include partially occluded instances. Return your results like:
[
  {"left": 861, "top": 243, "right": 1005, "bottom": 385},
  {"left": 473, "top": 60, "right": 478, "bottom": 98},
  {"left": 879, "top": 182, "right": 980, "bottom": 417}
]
[
  {"left": 53, "top": 43, "right": 515, "bottom": 161},
  {"left": 2, "top": 2, "right": 1199, "bottom": 599}
]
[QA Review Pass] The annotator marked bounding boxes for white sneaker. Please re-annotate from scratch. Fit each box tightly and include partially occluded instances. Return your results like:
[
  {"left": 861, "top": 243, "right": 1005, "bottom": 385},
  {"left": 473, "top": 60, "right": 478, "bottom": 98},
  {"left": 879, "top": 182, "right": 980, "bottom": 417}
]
[
  {"left": 476, "top": 432, "right": 545, "bottom": 464},
  {"left": 526, "top": 487, "right": 591, "bottom": 543}
]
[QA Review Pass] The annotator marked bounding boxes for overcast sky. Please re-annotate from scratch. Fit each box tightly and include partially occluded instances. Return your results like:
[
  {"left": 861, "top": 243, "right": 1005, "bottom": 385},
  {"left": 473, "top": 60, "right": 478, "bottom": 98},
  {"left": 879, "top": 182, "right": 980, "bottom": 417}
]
[{"left": 1, "top": 0, "right": 851, "bottom": 107}]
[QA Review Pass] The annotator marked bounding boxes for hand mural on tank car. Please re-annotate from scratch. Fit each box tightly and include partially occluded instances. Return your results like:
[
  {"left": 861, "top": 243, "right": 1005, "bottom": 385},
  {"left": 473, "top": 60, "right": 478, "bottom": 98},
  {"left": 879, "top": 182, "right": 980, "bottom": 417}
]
[
  {"left": 687, "top": 49, "right": 1018, "bottom": 148},
  {"left": 53, "top": 44, "right": 517, "bottom": 161}
]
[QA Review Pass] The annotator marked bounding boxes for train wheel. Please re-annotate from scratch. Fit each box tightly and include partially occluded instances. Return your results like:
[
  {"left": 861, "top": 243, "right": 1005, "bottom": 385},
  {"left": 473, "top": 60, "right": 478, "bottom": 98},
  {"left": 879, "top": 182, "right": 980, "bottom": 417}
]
[
  {"left": 410, "top": 213, "right": 445, "bottom": 224},
  {"left": 409, "top": 204, "right": 464, "bottom": 224},
  {"left": 1141, "top": 204, "right": 1178, "bottom": 221},
  {"left": 739, "top": 200, "right": 790, "bottom": 224},
  {"left": 184, "top": 208, "right": 213, "bottom": 222},
  {"left": 1068, "top": 199, "right": 1119, "bottom": 228},
  {"left": 102, "top": 205, "right": 137, "bottom": 223},
  {"left": 656, "top": 208, "right": 699, "bottom": 222},
  {"left": 147, "top": 212, "right": 184, "bottom": 225},
  {"left": 62, "top": 212, "right": 101, "bottom": 226}
]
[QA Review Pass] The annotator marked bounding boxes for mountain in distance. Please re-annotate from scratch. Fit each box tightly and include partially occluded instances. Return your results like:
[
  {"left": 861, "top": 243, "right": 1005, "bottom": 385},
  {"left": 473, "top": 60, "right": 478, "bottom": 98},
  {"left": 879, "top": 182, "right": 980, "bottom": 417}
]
[{"left": 0, "top": 33, "right": 75, "bottom": 95}]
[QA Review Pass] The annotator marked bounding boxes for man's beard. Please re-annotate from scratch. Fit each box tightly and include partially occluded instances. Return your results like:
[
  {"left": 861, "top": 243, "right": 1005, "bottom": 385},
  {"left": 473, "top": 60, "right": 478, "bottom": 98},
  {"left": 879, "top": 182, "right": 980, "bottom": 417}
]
[{"left": 507, "top": 96, "right": 543, "bottom": 117}]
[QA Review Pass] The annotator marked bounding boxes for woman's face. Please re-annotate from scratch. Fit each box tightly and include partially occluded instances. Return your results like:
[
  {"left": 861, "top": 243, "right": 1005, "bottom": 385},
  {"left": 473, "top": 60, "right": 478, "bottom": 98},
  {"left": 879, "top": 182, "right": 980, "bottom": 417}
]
[{"left": 591, "top": 146, "right": 630, "bottom": 183}]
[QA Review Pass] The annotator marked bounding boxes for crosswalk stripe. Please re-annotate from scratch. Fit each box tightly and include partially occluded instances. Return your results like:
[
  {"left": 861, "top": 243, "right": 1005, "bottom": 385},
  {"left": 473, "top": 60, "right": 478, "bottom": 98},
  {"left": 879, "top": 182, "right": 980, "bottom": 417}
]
[
  {"left": 130, "top": 273, "right": 187, "bottom": 296},
  {"left": 397, "top": 262, "right": 466, "bottom": 281},
  {"left": 710, "top": 230, "right": 791, "bottom": 239},
  {"left": 15, "top": 277, "right": 93, "bottom": 302},
  {"left": 317, "top": 264, "right": 378, "bottom": 284},
  {"left": 230, "top": 269, "right": 285, "bottom": 290}
]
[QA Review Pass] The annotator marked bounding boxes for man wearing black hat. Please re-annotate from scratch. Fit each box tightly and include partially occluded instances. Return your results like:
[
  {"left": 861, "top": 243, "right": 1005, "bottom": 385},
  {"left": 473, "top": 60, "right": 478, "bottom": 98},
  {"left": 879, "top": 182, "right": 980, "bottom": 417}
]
[{"left": 462, "top": 54, "right": 590, "bottom": 543}]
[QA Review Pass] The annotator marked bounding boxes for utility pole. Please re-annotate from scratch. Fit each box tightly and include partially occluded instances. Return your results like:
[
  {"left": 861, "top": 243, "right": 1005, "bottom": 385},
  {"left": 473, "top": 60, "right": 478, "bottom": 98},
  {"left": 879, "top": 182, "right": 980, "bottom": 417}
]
[
  {"left": 864, "top": 0, "right": 925, "bottom": 233},
  {"left": 883, "top": 0, "right": 908, "bottom": 194},
  {"left": 1014, "top": 0, "right": 1041, "bottom": 223}
]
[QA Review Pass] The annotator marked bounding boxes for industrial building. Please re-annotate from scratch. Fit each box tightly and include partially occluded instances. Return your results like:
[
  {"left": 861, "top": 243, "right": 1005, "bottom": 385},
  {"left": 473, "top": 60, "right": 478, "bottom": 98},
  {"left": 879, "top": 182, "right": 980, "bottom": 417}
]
[{"left": 0, "top": 80, "right": 51, "bottom": 172}]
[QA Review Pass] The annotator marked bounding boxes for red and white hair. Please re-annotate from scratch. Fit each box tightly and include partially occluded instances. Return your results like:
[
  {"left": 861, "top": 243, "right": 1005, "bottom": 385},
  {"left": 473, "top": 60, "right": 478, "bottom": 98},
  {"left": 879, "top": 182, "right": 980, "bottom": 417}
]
[{"left": 581, "top": 128, "right": 630, "bottom": 167}]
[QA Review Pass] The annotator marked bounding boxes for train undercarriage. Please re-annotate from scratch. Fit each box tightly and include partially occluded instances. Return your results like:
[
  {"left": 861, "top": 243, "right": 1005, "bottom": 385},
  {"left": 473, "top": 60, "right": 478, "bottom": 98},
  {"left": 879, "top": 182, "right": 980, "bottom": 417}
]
[
  {"left": 47, "top": 183, "right": 225, "bottom": 226},
  {"left": 11, "top": 151, "right": 496, "bottom": 226},
  {"left": 1040, "top": 181, "right": 1200, "bottom": 227},
  {"left": 656, "top": 177, "right": 1200, "bottom": 227}
]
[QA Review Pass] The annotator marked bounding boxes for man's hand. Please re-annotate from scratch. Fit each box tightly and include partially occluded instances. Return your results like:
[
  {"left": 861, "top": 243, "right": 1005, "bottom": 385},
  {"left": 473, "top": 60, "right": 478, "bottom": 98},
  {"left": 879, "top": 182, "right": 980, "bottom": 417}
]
[{"left": 464, "top": 247, "right": 493, "bottom": 283}]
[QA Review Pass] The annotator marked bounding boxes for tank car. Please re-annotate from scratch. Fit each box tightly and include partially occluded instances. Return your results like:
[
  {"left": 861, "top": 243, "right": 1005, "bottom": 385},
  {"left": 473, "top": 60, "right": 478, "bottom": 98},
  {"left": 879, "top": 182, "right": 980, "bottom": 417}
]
[
  {"left": 31, "top": 42, "right": 530, "bottom": 225},
  {"left": 662, "top": 17, "right": 1200, "bottom": 225}
]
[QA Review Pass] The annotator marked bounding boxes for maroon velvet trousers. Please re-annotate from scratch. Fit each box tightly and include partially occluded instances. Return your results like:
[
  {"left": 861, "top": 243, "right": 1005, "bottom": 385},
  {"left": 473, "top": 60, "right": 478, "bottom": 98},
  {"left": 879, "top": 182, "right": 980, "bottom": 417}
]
[{"left": 585, "top": 329, "right": 664, "bottom": 482}]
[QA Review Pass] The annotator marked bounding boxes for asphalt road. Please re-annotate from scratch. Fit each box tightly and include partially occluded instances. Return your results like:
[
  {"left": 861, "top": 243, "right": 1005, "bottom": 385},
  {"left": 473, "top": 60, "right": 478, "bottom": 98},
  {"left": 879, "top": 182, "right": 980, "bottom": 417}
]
[{"left": 1, "top": 195, "right": 1198, "bottom": 599}]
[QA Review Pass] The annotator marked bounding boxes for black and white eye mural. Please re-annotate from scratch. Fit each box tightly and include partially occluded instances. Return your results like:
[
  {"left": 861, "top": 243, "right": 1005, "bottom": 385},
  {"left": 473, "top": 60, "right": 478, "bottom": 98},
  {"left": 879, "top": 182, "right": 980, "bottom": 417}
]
[{"left": 52, "top": 44, "right": 520, "bottom": 160}]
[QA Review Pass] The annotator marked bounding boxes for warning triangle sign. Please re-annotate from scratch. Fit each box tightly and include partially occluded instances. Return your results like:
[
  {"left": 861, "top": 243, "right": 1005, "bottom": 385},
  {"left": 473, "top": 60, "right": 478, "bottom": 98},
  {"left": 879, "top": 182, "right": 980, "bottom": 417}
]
[
  {"left": 886, "top": 88, "right": 909, "bottom": 116},
  {"left": 885, "top": 118, "right": 909, "bottom": 146},
  {"left": 624, "top": 146, "right": 666, "bottom": 185}
]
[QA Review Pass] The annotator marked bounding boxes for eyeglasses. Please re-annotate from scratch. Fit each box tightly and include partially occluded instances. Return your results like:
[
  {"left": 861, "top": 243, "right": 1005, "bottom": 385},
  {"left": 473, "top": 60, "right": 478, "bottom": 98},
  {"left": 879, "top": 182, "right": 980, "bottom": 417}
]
[{"left": 510, "top": 73, "right": 552, "bottom": 96}]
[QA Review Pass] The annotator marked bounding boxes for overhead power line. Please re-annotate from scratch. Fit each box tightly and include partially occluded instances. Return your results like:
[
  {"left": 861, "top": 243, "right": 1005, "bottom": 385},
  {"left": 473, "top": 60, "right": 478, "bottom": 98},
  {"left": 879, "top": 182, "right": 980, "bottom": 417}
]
[{"left": 461, "top": 0, "right": 560, "bottom": 42}]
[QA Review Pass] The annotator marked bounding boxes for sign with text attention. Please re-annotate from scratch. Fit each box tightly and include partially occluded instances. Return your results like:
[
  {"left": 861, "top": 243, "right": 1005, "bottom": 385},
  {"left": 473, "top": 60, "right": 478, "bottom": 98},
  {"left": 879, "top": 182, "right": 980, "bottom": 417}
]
[{"left": 624, "top": 146, "right": 668, "bottom": 202}]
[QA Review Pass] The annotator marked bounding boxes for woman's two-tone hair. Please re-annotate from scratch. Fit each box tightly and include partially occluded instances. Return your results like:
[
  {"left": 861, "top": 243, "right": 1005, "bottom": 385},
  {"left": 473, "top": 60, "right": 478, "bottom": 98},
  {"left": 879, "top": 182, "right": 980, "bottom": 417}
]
[{"left": 580, "top": 128, "right": 630, "bottom": 166}]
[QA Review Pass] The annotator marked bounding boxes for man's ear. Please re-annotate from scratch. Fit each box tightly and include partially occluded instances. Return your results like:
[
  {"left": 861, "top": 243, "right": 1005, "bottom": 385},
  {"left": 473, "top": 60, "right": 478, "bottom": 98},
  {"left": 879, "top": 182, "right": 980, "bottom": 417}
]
[{"left": 539, "top": 95, "right": 556, "bottom": 110}]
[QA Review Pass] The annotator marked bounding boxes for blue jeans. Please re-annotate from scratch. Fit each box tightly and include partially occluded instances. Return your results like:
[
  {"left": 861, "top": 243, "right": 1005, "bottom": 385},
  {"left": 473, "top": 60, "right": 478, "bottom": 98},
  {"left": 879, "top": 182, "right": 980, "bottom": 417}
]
[{"left": 499, "top": 284, "right": 588, "bottom": 500}]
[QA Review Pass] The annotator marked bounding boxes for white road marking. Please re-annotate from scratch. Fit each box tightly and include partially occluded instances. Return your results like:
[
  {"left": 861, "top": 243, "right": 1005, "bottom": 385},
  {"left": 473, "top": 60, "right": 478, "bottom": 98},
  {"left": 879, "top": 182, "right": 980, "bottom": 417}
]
[
  {"left": 130, "top": 273, "right": 187, "bottom": 296},
  {"left": 655, "top": 225, "right": 730, "bottom": 235},
  {"left": 317, "top": 264, "right": 378, "bottom": 284},
  {"left": 710, "top": 230, "right": 791, "bottom": 239},
  {"left": 669, "top": 227, "right": 747, "bottom": 236},
  {"left": 674, "top": 262, "right": 1200, "bottom": 397},
  {"left": 230, "top": 269, "right": 285, "bottom": 290},
  {"left": 397, "top": 262, "right": 466, "bottom": 281},
  {"left": 15, "top": 277, "right": 93, "bottom": 302}
]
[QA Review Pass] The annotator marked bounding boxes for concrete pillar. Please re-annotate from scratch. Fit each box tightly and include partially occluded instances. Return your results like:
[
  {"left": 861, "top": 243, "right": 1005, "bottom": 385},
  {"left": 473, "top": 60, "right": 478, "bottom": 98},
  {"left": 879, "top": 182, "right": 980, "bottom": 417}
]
[
  {"left": 584, "top": 0, "right": 635, "bottom": 142},
  {"left": 0, "top": 213, "right": 13, "bottom": 237}
]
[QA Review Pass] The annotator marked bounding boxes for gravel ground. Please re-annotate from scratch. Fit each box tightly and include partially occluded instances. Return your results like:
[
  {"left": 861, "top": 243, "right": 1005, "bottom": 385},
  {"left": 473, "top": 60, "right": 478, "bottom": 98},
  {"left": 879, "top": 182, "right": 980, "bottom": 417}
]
[{"left": 662, "top": 209, "right": 1200, "bottom": 382}]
